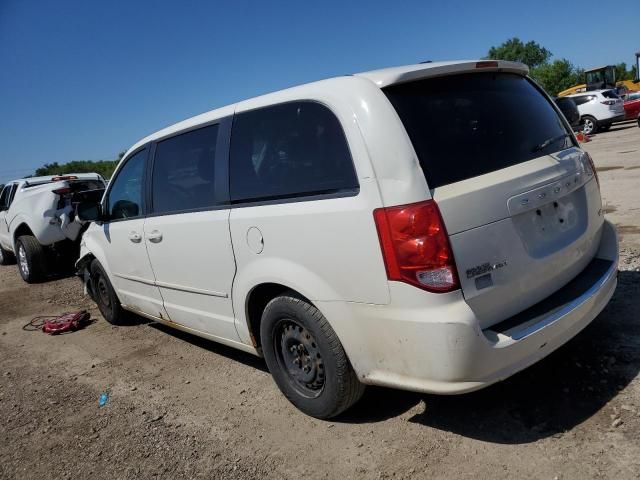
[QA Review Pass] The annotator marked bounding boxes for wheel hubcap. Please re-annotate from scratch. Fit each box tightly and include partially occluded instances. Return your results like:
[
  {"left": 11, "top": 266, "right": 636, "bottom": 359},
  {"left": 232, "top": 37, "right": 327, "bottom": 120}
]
[
  {"left": 18, "top": 245, "right": 28, "bottom": 276},
  {"left": 583, "top": 120, "right": 594, "bottom": 134},
  {"left": 275, "top": 320, "right": 325, "bottom": 397}
]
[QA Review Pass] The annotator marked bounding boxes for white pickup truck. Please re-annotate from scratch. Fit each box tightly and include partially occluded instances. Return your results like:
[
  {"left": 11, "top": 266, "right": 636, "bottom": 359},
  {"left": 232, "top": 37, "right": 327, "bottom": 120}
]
[{"left": 0, "top": 174, "right": 106, "bottom": 282}]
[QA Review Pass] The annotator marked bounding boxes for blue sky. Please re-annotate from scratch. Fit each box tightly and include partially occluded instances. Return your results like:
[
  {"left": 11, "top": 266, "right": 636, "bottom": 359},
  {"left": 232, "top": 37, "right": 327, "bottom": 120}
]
[{"left": 0, "top": 0, "right": 636, "bottom": 183}]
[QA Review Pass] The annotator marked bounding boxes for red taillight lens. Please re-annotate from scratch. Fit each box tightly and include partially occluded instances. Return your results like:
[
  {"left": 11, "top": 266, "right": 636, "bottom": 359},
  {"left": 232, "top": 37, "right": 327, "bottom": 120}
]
[
  {"left": 373, "top": 200, "right": 460, "bottom": 293},
  {"left": 51, "top": 175, "right": 78, "bottom": 181},
  {"left": 476, "top": 61, "right": 499, "bottom": 69}
]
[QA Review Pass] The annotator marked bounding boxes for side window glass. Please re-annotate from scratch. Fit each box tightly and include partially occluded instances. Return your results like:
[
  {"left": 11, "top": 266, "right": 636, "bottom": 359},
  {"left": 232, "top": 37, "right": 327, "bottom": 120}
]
[
  {"left": 7, "top": 184, "right": 18, "bottom": 207},
  {"left": 229, "top": 102, "right": 358, "bottom": 202},
  {"left": 107, "top": 149, "right": 146, "bottom": 220},
  {"left": 0, "top": 186, "right": 9, "bottom": 210},
  {"left": 151, "top": 124, "right": 219, "bottom": 215}
]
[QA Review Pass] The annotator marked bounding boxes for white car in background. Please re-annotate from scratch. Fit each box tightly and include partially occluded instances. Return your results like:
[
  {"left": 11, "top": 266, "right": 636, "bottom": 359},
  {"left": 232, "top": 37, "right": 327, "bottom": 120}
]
[
  {"left": 0, "top": 174, "right": 105, "bottom": 282},
  {"left": 567, "top": 89, "right": 625, "bottom": 134}
]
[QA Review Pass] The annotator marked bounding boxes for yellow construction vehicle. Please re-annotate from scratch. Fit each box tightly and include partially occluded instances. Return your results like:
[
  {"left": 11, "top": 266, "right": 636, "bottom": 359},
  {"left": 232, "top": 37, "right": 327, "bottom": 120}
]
[{"left": 557, "top": 51, "right": 640, "bottom": 97}]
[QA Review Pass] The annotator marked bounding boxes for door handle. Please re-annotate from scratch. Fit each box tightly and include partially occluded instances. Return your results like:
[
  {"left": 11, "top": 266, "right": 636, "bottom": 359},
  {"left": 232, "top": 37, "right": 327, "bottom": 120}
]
[
  {"left": 146, "top": 230, "right": 163, "bottom": 243},
  {"left": 128, "top": 231, "right": 142, "bottom": 243}
]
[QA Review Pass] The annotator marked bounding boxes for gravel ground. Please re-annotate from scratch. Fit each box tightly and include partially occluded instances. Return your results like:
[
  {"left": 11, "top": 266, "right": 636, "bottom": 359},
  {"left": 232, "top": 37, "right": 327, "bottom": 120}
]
[{"left": 1, "top": 123, "right": 639, "bottom": 479}]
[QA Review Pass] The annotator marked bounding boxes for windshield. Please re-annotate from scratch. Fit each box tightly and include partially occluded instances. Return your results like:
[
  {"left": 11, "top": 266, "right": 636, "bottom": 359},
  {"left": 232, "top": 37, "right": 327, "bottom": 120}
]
[{"left": 383, "top": 72, "right": 573, "bottom": 188}]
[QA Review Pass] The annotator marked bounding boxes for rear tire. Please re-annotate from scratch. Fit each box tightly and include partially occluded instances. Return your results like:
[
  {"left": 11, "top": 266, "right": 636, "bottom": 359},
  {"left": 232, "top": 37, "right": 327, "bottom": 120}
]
[
  {"left": 581, "top": 115, "right": 598, "bottom": 135},
  {"left": 260, "top": 292, "right": 365, "bottom": 419},
  {"left": 0, "top": 244, "right": 15, "bottom": 266},
  {"left": 90, "top": 259, "right": 125, "bottom": 325},
  {"left": 16, "top": 235, "right": 47, "bottom": 283}
]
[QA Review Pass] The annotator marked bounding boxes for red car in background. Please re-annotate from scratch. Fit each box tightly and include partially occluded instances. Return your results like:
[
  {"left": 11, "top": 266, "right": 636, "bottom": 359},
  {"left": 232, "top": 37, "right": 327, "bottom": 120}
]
[{"left": 623, "top": 92, "right": 640, "bottom": 120}]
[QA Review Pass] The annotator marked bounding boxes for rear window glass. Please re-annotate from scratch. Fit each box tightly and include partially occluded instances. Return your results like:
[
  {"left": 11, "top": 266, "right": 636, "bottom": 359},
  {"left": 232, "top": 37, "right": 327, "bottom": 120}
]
[
  {"left": 384, "top": 73, "right": 572, "bottom": 188},
  {"left": 229, "top": 101, "right": 358, "bottom": 203},
  {"left": 69, "top": 180, "right": 105, "bottom": 191},
  {"left": 601, "top": 90, "right": 619, "bottom": 99}
]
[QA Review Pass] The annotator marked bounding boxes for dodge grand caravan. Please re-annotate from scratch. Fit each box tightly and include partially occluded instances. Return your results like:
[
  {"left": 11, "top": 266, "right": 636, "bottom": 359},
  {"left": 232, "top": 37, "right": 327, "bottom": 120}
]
[{"left": 77, "top": 60, "right": 618, "bottom": 418}]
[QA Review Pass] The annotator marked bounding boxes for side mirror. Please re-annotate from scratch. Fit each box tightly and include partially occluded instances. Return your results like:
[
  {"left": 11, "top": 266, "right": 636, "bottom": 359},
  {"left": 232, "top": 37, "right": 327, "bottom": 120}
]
[{"left": 77, "top": 201, "right": 103, "bottom": 222}]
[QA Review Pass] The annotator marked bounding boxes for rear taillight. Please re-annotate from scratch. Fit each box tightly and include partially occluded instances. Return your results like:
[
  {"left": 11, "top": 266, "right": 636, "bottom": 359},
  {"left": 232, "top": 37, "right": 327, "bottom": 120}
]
[
  {"left": 601, "top": 100, "right": 616, "bottom": 105},
  {"left": 51, "top": 175, "right": 78, "bottom": 181},
  {"left": 475, "top": 61, "right": 499, "bottom": 69},
  {"left": 373, "top": 200, "right": 460, "bottom": 293},
  {"left": 584, "top": 152, "right": 600, "bottom": 189}
]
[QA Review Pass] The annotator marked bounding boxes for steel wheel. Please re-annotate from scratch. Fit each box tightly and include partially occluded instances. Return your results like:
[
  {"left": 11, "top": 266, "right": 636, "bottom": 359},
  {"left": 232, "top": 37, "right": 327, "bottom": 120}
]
[
  {"left": 94, "top": 270, "right": 113, "bottom": 317},
  {"left": 90, "top": 260, "right": 125, "bottom": 325},
  {"left": 18, "top": 244, "right": 29, "bottom": 278},
  {"left": 273, "top": 318, "right": 325, "bottom": 398}
]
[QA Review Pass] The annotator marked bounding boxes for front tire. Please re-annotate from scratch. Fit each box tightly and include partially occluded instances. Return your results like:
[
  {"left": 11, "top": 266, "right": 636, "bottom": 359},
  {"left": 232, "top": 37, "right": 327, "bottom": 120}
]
[
  {"left": 90, "top": 259, "right": 125, "bottom": 325},
  {"left": 260, "top": 292, "right": 365, "bottom": 419},
  {"left": 0, "top": 244, "right": 15, "bottom": 266},
  {"left": 581, "top": 115, "right": 598, "bottom": 135},
  {"left": 16, "top": 235, "right": 47, "bottom": 283}
]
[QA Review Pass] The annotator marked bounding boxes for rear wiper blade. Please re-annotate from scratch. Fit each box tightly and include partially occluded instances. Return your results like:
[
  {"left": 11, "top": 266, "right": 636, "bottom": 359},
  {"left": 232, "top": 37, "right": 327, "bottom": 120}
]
[{"left": 531, "top": 133, "right": 570, "bottom": 153}]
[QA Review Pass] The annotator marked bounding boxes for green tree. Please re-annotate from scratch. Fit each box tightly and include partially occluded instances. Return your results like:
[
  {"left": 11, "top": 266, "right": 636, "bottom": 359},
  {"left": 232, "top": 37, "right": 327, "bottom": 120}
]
[
  {"left": 531, "top": 60, "right": 584, "bottom": 96},
  {"left": 34, "top": 159, "right": 120, "bottom": 179},
  {"left": 487, "top": 38, "right": 552, "bottom": 69},
  {"left": 614, "top": 62, "right": 636, "bottom": 81}
]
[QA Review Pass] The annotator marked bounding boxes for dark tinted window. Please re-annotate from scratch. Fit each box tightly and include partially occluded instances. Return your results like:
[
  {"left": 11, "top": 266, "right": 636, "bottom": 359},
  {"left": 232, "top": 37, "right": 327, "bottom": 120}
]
[
  {"left": 7, "top": 184, "right": 18, "bottom": 207},
  {"left": 0, "top": 186, "right": 10, "bottom": 209},
  {"left": 230, "top": 102, "right": 358, "bottom": 202},
  {"left": 107, "top": 149, "right": 146, "bottom": 220},
  {"left": 152, "top": 125, "right": 219, "bottom": 214},
  {"left": 384, "top": 73, "right": 572, "bottom": 188},
  {"left": 601, "top": 90, "right": 619, "bottom": 99}
]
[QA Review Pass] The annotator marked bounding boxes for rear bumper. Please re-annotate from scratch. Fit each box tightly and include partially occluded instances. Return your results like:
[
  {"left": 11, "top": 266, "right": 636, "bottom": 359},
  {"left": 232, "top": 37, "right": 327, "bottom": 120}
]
[{"left": 318, "top": 220, "right": 618, "bottom": 394}]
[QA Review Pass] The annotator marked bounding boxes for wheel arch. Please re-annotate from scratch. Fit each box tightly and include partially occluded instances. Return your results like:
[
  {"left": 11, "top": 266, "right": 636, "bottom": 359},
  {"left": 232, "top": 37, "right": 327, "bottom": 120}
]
[
  {"left": 232, "top": 258, "right": 344, "bottom": 350},
  {"left": 12, "top": 222, "right": 35, "bottom": 248},
  {"left": 244, "top": 282, "right": 313, "bottom": 352}
]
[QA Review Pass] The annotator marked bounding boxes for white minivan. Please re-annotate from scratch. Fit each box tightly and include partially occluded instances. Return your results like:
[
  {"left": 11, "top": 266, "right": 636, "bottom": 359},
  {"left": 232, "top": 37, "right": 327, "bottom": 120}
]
[{"left": 77, "top": 60, "right": 618, "bottom": 418}]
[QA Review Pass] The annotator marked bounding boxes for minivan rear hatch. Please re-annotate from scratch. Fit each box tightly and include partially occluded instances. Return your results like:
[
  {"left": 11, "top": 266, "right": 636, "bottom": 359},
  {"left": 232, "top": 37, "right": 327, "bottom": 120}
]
[{"left": 384, "top": 71, "right": 605, "bottom": 329}]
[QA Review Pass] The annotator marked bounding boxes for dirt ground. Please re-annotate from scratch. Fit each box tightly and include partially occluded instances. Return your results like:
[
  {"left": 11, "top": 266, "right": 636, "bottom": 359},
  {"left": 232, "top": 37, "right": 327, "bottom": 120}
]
[{"left": 1, "top": 123, "right": 640, "bottom": 480}]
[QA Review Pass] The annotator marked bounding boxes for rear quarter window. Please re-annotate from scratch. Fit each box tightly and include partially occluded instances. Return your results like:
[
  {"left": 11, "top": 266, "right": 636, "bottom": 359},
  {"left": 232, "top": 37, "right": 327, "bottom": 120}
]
[
  {"left": 383, "top": 73, "right": 573, "bottom": 188},
  {"left": 229, "top": 101, "right": 358, "bottom": 203}
]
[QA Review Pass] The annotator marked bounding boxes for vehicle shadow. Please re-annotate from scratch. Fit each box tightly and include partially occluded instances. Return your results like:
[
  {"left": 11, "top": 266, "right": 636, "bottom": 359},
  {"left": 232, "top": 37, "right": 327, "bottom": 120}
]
[
  {"left": 605, "top": 123, "right": 637, "bottom": 133},
  {"left": 148, "top": 321, "right": 269, "bottom": 373},
  {"left": 338, "top": 270, "right": 640, "bottom": 443}
]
